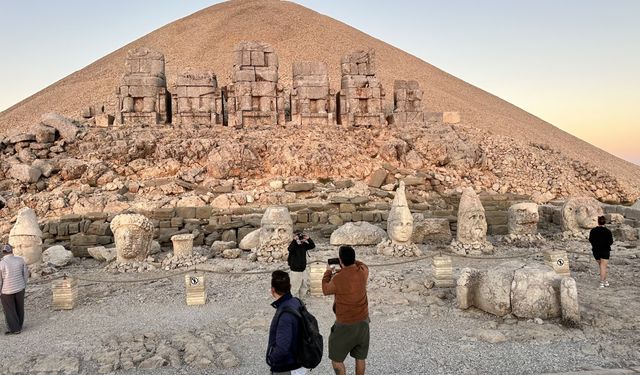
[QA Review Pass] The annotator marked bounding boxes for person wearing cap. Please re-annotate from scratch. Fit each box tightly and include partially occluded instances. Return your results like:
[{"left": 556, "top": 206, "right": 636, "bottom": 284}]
[{"left": 0, "top": 244, "right": 29, "bottom": 334}]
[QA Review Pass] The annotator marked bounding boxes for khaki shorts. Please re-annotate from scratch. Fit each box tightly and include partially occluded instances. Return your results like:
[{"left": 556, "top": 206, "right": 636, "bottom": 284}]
[{"left": 328, "top": 319, "right": 370, "bottom": 362}]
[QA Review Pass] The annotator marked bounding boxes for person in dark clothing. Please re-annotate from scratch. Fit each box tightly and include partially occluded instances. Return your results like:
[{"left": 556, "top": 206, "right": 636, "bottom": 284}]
[
  {"left": 589, "top": 216, "right": 614, "bottom": 288},
  {"left": 267, "top": 270, "right": 307, "bottom": 375},
  {"left": 287, "top": 232, "right": 315, "bottom": 299}
]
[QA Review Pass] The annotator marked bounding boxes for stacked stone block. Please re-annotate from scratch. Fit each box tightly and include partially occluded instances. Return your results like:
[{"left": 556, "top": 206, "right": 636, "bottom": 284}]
[
  {"left": 172, "top": 70, "right": 223, "bottom": 126},
  {"left": 290, "top": 62, "right": 336, "bottom": 126},
  {"left": 226, "top": 41, "right": 285, "bottom": 127},
  {"left": 338, "top": 49, "right": 386, "bottom": 127},
  {"left": 389, "top": 80, "right": 425, "bottom": 125},
  {"left": 116, "top": 48, "right": 170, "bottom": 125}
]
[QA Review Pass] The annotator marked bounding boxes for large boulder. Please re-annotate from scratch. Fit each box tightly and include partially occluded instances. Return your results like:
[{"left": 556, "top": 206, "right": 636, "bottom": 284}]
[
  {"left": 457, "top": 261, "right": 581, "bottom": 323},
  {"left": 88, "top": 246, "right": 117, "bottom": 262},
  {"left": 8, "top": 163, "right": 41, "bottom": 183},
  {"left": 330, "top": 221, "right": 387, "bottom": 246},
  {"left": 41, "top": 113, "right": 78, "bottom": 141},
  {"left": 34, "top": 124, "right": 57, "bottom": 143},
  {"left": 238, "top": 229, "right": 260, "bottom": 250},
  {"left": 42, "top": 245, "right": 74, "bottom": 267},
  {"left": 457, "top": 261, "right": 525, "bottom": 317}
]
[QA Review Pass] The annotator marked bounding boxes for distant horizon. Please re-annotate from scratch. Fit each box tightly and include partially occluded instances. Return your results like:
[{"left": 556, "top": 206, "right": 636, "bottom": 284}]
[{"left": 0, "top": 0, "right": 638, "bottom": 166}]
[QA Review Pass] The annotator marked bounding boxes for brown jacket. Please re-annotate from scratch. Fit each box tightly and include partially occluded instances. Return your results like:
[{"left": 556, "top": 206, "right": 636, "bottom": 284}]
[{"left": 322, "top": 261, "right": 369, "bottom": 324}]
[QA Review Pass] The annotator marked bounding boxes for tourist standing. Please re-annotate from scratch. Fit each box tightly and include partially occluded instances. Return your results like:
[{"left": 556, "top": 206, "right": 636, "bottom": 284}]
[
  {"left": 0, "top": 244, "right": 29, "bottom": 334},
  {"left": 266, "top": 270, "right": 307, "bottom": 375},
  {"left": 287, "top": 232, "right": 315, "bottom": 299},
  {"left": 589, "top": 216, "right": 614, "bottom": 288},
  {"left": 322, "top": 246, "right": 369, "bottom": 375}
]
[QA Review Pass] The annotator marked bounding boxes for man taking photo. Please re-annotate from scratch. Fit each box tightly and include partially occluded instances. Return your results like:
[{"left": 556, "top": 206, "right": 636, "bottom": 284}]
[
  {"left": 322, "top": 246, "right": 369, "bottom": 375},
  {"left": 287, "top": 231, "right": 315, "bottom": 299}
]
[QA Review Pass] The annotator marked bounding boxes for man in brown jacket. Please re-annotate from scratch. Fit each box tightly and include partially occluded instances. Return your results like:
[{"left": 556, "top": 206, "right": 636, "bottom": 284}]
[{"left": 322, "top": 246, "right": 369, "bottom": 375}]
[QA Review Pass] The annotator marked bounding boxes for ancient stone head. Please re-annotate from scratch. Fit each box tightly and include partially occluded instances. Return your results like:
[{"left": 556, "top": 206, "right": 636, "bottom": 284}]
[
  {"left": 8, "top": 207, "right": 43, "bottom": 265},
  {"left": 259, "top": 206, "right": 293, "bottom": 247},
  {"left": 110, "top": 214, "right": 154, "bottom": 262},
  {"left": 508, "top": 202, "right": 539, "bottom": 235},
  {"left": 457, "top": 188, "right": 487, "bottom": 244},
  {"left": 561, "top": 197, "right": 603, "bottom": 232},
  {"left": 387, "top": 182, "right": 414, "bottom": 244}
]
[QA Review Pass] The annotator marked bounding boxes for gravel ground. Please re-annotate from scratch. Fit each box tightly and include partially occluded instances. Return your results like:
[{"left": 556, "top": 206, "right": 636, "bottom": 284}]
[{"left": 1, "top": 239, "right": 639, "bottom": 374}]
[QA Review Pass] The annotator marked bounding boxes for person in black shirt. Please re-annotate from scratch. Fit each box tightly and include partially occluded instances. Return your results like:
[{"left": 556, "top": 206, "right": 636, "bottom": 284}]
[
  {"left": 588, "top": 216, "right": 613, "bottom": 288},
  {"left": 287, "top": 231, "right": 315, "bottom": 298}
]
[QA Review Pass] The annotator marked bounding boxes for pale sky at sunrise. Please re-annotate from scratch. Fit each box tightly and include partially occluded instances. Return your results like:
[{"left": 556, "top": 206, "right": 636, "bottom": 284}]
[{"left": 0, "top": 0, "right": 638, "bottom": 165}]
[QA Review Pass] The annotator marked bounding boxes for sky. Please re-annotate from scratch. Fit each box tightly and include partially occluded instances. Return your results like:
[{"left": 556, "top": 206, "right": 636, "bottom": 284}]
[{"left": 1, "top": 0, "right": 638, "bottom": 165}]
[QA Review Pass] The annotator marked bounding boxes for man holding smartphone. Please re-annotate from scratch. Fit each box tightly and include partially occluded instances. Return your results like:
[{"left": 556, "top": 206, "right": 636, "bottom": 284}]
[
  {"left": 287, "top": 231, "right": 315, "bottom": 299},
  {"left": 322, "top": 246, "right": 369, "bottom": 375}
]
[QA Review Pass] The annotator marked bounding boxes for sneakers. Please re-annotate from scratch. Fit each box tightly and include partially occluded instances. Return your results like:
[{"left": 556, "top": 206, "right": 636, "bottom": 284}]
[
  {"left": 4, "top": 330, "right": 21, "bottom": 335},
  {"left": 604, "top": 280, "right": 610, "bottom": 287},
  {"left": 599, "top": 282, "right": 606, "bottom": 288}
]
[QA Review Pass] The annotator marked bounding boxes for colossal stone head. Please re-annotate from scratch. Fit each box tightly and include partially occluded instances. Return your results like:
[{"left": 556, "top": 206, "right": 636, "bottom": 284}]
[
  {"left": 387, "top": 182, "right": 414, "bottom": 244},
  {"left": 259, "top": 206, "right": 293, "bottom": 247},
  {"left": 8, "top": 207, "right": 43, "bottom": 265},
  {"left": 457, "top": 188, "right": 487, "bottom": 244},
  {"left": 110, "top": 214, "right": 154, "bottom": 263},
  {"left": 508, "top": 202, "right": 539, "bottom": 235},
  {"left": 561, "top": 197, "right": 603, "bottom": 232}
]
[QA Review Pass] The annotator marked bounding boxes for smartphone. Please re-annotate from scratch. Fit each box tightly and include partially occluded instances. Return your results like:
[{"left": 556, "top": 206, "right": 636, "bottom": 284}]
[{"left": 327, "top": 258, "right": 340, "bottom": 265}]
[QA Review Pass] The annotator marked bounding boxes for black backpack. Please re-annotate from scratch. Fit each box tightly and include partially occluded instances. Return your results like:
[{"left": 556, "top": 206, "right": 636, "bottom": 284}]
[{"left": 280, "top": 298, "right": 324, "bottom": 369}]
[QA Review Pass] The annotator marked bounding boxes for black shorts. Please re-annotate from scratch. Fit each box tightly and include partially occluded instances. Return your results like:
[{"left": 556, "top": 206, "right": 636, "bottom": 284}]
[{"left": 593, "top": 251, "right": 610, "bottom": 260}]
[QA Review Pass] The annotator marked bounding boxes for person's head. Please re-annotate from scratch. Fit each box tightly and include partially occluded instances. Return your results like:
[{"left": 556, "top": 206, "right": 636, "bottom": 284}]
[
  {"left": 271, "top": 270, "right": 291, "bottom": 299},
  {"left": 338, "top": 246, "right": 356, "bottom": 267},
  {"left": 1, "top": 244, "right": 13, "bottom": 255},
  {"left": 598, "top": 216, "right": 606, "bottom": 226}
]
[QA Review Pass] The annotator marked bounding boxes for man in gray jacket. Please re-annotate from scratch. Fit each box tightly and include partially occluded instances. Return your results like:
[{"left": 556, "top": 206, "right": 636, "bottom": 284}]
[{"left": 0, "top": 244, "right": 29, "bottom": 334}]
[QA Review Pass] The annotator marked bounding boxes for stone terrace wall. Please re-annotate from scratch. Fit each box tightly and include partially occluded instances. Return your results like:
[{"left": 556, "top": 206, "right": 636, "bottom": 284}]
[
  {"left": 538, "top": 201, "right": 640, "bottom": 233},
  {"left": 41, "top": 192, "right": 534, "bottom": 256}
]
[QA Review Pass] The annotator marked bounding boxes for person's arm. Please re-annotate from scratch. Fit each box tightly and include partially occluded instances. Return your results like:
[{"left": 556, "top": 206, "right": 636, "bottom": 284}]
[
  {"left": 305, "top": 238, "right": 315, "bottom": 250},
  {"left": 588, "top": 229, "right": 594, "bottom": 245},
  {"left": 267, "top": 312, "right": 297, "bottom": 366},
  {"left": 356, "top": 261, "right": 369, "bottom": 280},
  {"left": 322, "top": 268, "right": 337, "bottom": 295},
  {"left": 607, "top": 229, "right": 614, "bottom": 246},
  {"left": 0, "top": 264, "right": 4, "bottom": 294}
]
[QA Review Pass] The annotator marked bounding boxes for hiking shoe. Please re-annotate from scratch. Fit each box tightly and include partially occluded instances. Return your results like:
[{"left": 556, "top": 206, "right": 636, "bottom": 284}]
[{"left": 599, "top": 282, "right": 606, "bottom": 288}]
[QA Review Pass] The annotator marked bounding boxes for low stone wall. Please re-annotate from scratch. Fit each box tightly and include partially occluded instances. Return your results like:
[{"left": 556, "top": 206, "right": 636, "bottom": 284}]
[
  {"left": 41, "top": 192, "right": 533, "bottom": 256},
  {"left": 538, "top": 201, "right": 640, "bottom": 234}
]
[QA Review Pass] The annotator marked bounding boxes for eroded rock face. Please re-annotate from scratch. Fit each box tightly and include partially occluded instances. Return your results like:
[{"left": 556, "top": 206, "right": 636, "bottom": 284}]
[
  {"left": 330, "top": 221, "right": 387, "bottom": 246},
  {"left": 508, "top": 202, "right": 539, "bottom": 235},
  {"left": 8, "top": 207, "right": 43, "bottom": 265},
  {"left": 110, "top": 214, "right": 154, "bottom": 263},
  {"left": 561, "top": 197, "right": 603, "bottom": 232},
  {"left": 42, "top": 245, "right": 74, "bottom": 267},
  {"left": 457, "top": 261, "right": 580, "bottom": 323},
  {"left": 255, "top": 206, "right": 293, "bottom": 262}
]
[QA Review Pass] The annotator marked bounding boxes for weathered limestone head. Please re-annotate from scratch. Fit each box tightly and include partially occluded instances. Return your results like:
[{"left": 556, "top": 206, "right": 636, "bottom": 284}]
[
  {"left": 508, "top": 202, "right": 539, "bottom": 235},
  {"left": 561, "top": 197, "right": 603, "bottom": 232},
  {"left": 457, "top": 188, "right": 487, "bottom": 244},
  {"left": 387, "top": 182, "right": 414, "bottom": 244},
  {"left": 110, "top": 214, "right": 154, "bottom": 263},
  {"left": 259, "top": 206, "right": 293, "bottom": 247},
  {"left": 8, "top": 207, "right": 43, "bottom": 265}
]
